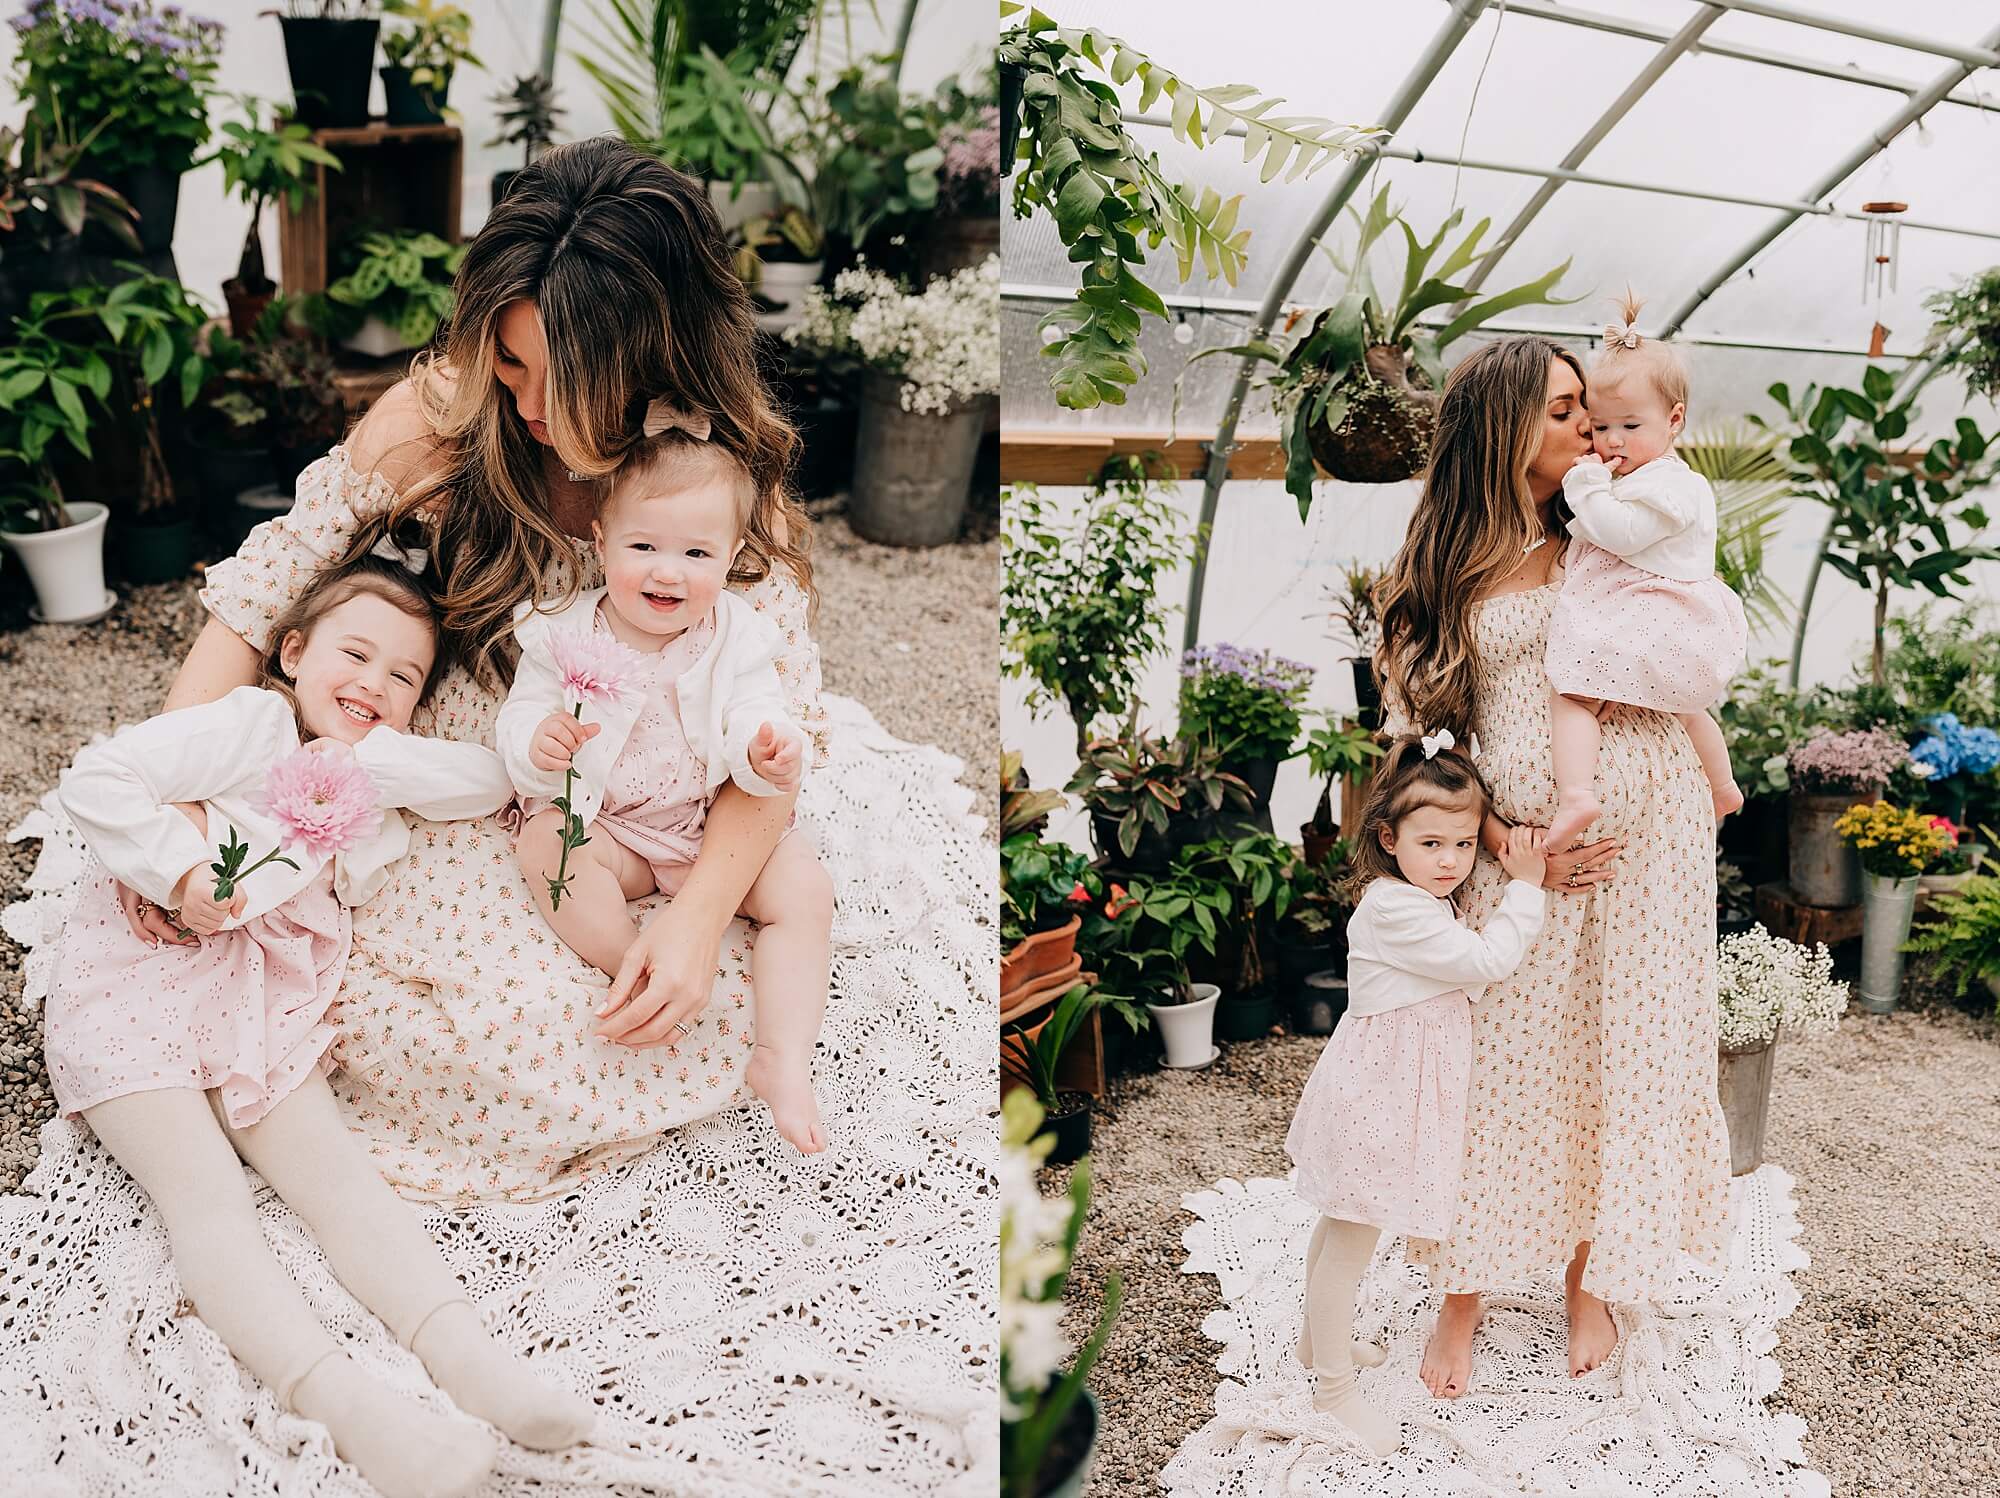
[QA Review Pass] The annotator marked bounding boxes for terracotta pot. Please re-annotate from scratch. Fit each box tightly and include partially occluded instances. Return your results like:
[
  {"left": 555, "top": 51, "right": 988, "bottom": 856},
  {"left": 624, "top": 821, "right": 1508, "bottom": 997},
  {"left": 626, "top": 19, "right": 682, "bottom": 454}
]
[
  {"left": 1000, "top": 914, "right": 1081, "bottom": 997},
  {"left": 1301, "top": 823, "right": 1342, "bottom": 869},
  {"left": 999, "top": 953, "right": 1083, "bottom": 1025}
]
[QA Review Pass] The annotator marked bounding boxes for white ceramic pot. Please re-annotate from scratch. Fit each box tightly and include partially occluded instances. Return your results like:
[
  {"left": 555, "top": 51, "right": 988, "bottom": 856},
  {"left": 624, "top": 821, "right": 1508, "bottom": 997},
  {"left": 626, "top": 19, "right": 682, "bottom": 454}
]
[
  {"left": 341, "top": 315, "right": 411, "bottom": 358},
  {"left": 752, "top": 259, "right": 824, "bottom": 332},
  {"left": 1147, "top": 982, "right": 1220, "bottom": 1068},
  {"left": 2, "top": 502, "right": 110, "bottom": 622}
]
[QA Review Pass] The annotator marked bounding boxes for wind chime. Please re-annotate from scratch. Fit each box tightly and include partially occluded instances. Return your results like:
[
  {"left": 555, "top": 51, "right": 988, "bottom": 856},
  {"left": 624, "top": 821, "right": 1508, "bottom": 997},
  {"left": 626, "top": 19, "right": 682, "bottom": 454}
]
[{"left": 1861, "top": 197, "right": 1907, "bottom": 359}]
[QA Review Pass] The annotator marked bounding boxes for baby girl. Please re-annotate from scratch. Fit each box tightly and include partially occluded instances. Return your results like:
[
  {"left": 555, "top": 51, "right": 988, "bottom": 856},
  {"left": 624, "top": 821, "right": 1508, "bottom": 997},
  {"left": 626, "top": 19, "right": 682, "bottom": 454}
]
[
  {"left": 47, "top": 533, "right": 595, "bottom": 1498},
  {"left": 498, "top": 413, "right": 834, "bottom": 1155},
  {"left": 1545, "top": 292, "right": 1749, "bottom": 852}
]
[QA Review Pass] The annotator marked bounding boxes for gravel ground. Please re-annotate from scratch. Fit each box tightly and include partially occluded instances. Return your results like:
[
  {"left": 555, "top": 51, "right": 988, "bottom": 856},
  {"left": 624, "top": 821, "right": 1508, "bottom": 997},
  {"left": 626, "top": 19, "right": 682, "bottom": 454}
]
[
  {"left": 0, "top": 512, "right": 996, "bottom": 1196},
  {"left": 1057, "top": 977, "right": 2000, "bottom": 1498}
]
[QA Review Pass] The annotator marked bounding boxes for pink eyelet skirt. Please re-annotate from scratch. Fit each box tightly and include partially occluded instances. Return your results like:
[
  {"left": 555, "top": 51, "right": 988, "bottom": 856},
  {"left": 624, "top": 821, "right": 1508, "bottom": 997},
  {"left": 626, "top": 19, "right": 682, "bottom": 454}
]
[{"left": 1285, "top": 990, "right": 1473, "bottom": 1241}]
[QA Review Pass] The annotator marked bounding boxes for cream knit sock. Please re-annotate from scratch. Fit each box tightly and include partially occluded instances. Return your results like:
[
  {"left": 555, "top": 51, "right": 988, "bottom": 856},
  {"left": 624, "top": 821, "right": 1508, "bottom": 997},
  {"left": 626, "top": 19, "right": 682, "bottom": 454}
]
[{"left": 1303, "top": 1217, "right": 1401, "bottom": 1457}]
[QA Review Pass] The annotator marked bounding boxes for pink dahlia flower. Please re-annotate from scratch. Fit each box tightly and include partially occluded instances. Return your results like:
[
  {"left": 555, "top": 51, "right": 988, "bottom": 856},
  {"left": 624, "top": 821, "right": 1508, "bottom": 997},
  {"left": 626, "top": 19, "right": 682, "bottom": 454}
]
[
  {"left": 548, "top": 626, "right": 644, "bottom": 710},
  {"left": 259, "top": 745, "right": 382, "bottom": 859}
]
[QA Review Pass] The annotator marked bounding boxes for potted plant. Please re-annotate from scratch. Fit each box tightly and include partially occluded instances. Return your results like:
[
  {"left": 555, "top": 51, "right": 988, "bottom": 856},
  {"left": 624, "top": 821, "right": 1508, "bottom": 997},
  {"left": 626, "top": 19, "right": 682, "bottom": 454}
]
[
  {"left": 1715, "top": 924, "right": 1848, "bottom": 1175},
  {"left": 0, "top": 308, "right": 112, "bottom": 622},
  {"left": 1916, "top": 818, "right": 1979, "bottom": 897},
  {"left": 1120, "top": 869, "right": 1228, "bottom": 1068},
  {"left": 1206, "top": 189, "right": 1572, "bottom": 506},
  {"left": 1002, "top": 460, "right": 1192, "bottom": 755},
  {"left": 195, "top": 97, "right": 343, "bottom": 338},
  {"left": 1716, "top": 660, "right": 1838, "bottom": 887},
  {"left": 999, "top": 1091, "right": 1119, "bottom": 1498},
  {"left": 1784, "top": 727, "right": 1911, "bottom": 908},
  {"left": 999, "top": 7, "right": 1377, "bottom": 409},
  {"left": 921, "top": 80, "right": 1000, "bottom": 280},
  {"left": 1298, "top": 713, "right": 1382, "bottom": 863},
  {"left": 270, "top": 1, "right": 382, "bottom": 130},
  {"left": 1923, "top": 266, "right": 2000, "bottom": 406},
  {"left": 1177, "top": 832, "right": 1297, "bottom": 1041},
  {"left": 733, "top": 207, "right": 826, "bottom": 333},
  {"left": 786, "top": 255, "right": 998, "bottom": 547},
  {"left": 378, "top": 0, "right": 479, "bottom": 126},
  {"left": 1759, "top": 373, "right": 1999, "bottom": 688},
  {"left": 248, "top": 307, "right": 345, "bottom": 493},
  {"left": 1002, "top": 982, "right": 1101, "bottom": 1167},
  {"left": 11, "top": 0, "right": 222, "bottom": 254},
  {"left": 486, "top": 72, "right": 563, "bottom": 208},
  {"left": 1326, "top": 560, "right": 1384, "bottom": 726},
  {"left": 1273, "top": 844, "right": 1350, "bottom": 1035},
  {"left": 1000, "top": 833, "right": 1097, "bottom": 1013},
  {"left": 1909, "top": 713, "right": 2000, "bottom": 826},
  {"left": 1066, "top": 727, "right": 1252, "bottom": 875},
  {"left": 1837, "top": 800, "right": 1954, "bottom": 1014},
  {"left": 1907, "top": 873, "right": 2000, "bottom": 1011},
  {"left": 1717, "top": 858, "right": 1757, "bottom": 940},
  {"left": 304, "top": 228, "right": 464, "bottom": 356},
  {"left": 0, "top": 120, "right": 140, "bottom": 321},
  {"left": 787, "top": 55, "right": 944, "bottom": 274},
  {"left": 1176, "top": 644, "right": 1313, "bottom": 826}
]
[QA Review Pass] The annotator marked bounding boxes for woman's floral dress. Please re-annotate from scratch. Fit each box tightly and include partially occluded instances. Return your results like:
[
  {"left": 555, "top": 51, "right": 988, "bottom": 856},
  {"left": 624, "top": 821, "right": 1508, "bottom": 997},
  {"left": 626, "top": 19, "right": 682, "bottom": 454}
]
[
  {"left": 199, "top": 447, "right": 831, "bottom": 1202},
  {"left": 1402, "top": 583, "right": 1733, "bottom": 1304}
]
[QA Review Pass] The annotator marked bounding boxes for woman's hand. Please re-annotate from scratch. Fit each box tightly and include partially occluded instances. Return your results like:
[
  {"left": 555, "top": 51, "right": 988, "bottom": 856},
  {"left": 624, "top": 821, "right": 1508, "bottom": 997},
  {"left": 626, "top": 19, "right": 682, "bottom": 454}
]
[
  {"left": 596, "top": 900, "right": 726, "bottom": 1048},
  {"left": 1541, "top": 834, "right": 1621, "bottom": 895}
]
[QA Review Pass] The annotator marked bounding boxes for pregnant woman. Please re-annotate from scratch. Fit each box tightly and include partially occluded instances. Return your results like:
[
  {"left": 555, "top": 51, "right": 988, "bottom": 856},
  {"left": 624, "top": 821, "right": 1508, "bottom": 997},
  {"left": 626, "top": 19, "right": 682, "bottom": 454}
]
[
  {"left": 1372, "top": 337, "right": 1733, "bottom": 1396},
  {"left": 119, "top": 137, "right": 830, "bottom": 1200}
]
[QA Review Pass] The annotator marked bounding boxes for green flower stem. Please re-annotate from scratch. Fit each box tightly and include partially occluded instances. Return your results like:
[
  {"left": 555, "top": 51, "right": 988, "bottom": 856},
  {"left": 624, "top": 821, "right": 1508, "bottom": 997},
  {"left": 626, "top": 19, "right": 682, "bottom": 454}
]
[{"left": 546, "top": 704, "right": 592, "bottom": 911}]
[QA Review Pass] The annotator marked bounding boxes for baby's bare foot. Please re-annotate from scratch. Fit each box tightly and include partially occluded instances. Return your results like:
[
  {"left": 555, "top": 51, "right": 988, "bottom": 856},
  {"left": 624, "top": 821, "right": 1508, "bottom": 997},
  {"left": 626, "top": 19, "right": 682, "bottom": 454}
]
[
  {"left": 1419, "top": 1292, "right": 1481, "bottom": 1399},
  {"left": 1546, "top": 793, "right": 1601, "bottom": 856},
  {"left": 1565, "top": 1270, "right": 1619, "bottom": 1376},
  {"left": 1714, "top": 780, "right": 1745, "bottom": 825},
  {"left": 747, "top": 1044, "right": 826, "bottom": 1153}
]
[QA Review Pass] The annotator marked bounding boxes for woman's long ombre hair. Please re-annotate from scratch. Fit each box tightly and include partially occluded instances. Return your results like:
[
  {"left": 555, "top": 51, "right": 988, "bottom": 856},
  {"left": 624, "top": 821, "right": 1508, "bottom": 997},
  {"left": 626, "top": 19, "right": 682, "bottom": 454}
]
[
  {"left": 1373, "top": 337, "right": 1585, "bottom": 737},
  {"left": 388, "top": 136, "right": 812, "bottom": 687}
]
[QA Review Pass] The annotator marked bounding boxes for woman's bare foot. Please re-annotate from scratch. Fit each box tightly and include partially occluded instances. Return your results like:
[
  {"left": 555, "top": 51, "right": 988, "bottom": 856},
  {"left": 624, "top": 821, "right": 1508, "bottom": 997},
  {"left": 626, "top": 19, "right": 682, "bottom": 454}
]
[
  {"left": 1419, "top": 1292, "right": 1481, "bottom": 1398},
  {"left": 1546, "top": 792, "right": 1601, "bottom": 854},
  {"left": 1713, "top": 779, "right": 1745, "bottom": 825},
  {"left": 747, "top": 1043, "right": 827, "bottom": 1153},
  {"left": 1565, "top": 1257, "right": 1619, "bottom": 1376}
]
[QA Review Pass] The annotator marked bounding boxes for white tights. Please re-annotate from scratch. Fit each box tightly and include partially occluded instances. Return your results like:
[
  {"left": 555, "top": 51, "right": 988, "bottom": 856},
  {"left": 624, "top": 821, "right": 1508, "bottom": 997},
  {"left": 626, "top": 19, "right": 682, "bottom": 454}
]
[
  {"left": 1298, "top": 1216, "right": 1402, "bottom": 1456},
  {"left": 86, "top": 1073, "right": 595, "bottom": 1498}
]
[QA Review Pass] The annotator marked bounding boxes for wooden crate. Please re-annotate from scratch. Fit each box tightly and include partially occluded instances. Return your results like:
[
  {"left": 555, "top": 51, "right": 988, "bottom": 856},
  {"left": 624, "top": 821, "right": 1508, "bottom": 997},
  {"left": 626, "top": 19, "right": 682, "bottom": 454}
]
[
  {"left": 1754, "top": 883, "right": 1863, "bottom": 947},
  {"left": 278, "top": 122, "right": 464, "bottom": 298}
]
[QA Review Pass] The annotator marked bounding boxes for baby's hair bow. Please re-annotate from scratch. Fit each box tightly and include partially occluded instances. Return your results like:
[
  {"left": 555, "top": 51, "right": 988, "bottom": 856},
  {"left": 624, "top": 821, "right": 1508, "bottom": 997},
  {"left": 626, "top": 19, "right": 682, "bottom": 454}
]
[
  {"left": 1602, "top": 321, "right": 1643, "bottom": 351},
  {"left": 1420, "top": 727, "right": 1455, "bottom": 759},
  {"left": 642, "top": 396, "right": 712, "bottom": 442},
  {"left": 369, "top": 532, "right": 428, "bottom": 576}
]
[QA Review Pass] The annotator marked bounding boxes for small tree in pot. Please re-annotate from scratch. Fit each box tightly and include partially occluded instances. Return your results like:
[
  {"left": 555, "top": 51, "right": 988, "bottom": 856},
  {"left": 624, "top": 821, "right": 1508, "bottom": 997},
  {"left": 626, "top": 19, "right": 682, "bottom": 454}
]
[
  {"left": 487, "top": 73, "right": 565, "bottom": 208},
  {"left": 1298, "top": 712, "right": 1382, "bottom": 862},
  {"left": 194, "top": 97, "right": 341, "bottom": 338}
]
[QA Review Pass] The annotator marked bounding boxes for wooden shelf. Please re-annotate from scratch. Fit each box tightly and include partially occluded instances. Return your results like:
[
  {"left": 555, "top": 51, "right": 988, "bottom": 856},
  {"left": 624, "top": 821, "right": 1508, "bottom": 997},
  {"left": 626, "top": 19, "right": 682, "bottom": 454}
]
[
  {"left": 1000, "top": 426, "right": 1286, "bottom": 486},
  {"left": 278, "top": 122, "right": 463, "bottom": 299}
]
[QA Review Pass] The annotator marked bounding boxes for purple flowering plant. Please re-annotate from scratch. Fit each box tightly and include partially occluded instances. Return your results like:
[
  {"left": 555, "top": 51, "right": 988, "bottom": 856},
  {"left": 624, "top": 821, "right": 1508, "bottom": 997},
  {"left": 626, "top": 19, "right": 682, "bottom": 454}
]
[
  {"left": 1784, "top": 726, "right": 1912, "bottom": 795},
  {"left": 12, "top": 0, "right": 222, "bottom": 177},
  {"left": 1178, "top": 643, "right": 1314, "bottom": 765}
]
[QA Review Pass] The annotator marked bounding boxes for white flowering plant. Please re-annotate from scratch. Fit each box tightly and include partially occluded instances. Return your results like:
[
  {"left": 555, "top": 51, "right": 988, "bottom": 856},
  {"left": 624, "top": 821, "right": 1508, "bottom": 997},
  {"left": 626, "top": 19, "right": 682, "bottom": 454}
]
[
  {"left": 787, "top": 254, "right": 1000, "bottom": 415},
  {"left": 1000, "top": 1090, "right": 1119, "bottom": 1498},
  {"left": 1716, "top": 923, "right": 1850, "bottom": 1049}
]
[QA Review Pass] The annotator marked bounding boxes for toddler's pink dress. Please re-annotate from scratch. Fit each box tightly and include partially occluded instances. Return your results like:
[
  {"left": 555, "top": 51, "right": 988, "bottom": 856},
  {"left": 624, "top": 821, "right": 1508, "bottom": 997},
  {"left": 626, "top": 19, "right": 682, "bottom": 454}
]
[
  {"left": 1286, "top": 876, "right": 1547, "bottom": 1241},
  {"left": 1546, "top": 453, "right": 1747, "bottom": 712},
  {"left": 519, "top": 613, "right": 716, "bottom": 894},
  {"left": 47, "top": 864, "right": 349, "bottom": 1127}
]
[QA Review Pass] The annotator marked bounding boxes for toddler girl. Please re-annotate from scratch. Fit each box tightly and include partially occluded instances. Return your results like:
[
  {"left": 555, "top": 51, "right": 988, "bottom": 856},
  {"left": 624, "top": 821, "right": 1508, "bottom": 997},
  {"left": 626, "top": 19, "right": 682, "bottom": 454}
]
[
  {"left": 498, "top": 413, "right": 834, "bottom": 1156},
  {"left": 1545, "top": 291, "right": 1748, "bottom": 852},
  {"left": 1285, "top": 733, "right": 1548, "bottom": 1455},
  {"left": 47, "top": 531, "right": 596, "bottom": 1498}
]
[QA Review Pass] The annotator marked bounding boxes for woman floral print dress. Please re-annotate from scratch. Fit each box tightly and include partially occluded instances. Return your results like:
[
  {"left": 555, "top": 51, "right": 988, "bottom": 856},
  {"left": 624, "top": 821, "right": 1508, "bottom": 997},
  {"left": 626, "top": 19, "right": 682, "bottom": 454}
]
[
  {"left": 1402, "top": 582, "right": 1733, "bottom": 1304},
  {"left": 199, "top": 447, "right": 830, "bottom": 1202}
]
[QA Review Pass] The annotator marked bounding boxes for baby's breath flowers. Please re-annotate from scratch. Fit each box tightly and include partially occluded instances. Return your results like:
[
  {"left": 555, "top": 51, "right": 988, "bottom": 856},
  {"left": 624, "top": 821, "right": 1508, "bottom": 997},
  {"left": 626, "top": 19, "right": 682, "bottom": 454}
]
[{"left": 788, "top": 255, "right": 1000, "bottom": 415}]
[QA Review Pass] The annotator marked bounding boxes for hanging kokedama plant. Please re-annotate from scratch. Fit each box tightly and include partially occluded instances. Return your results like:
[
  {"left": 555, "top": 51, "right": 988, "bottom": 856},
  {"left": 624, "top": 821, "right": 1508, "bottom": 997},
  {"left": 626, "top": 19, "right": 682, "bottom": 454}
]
[{"left": 1193, "top": 187, "right": 1574, "bottom": 512}]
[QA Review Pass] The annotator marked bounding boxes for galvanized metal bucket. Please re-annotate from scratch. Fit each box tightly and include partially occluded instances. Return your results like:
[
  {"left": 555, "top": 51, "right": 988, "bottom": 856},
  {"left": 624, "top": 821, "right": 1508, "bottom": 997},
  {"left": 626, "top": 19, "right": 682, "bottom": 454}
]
[
  {"left": 848, "top": 374, "right": 987, "bottom": 547},
  {"left": 1717, "top": 1037, "right": 1777, "bottom": 1177},
  {"left": 1788, "top": 792, "right": 1867, "bottom": 908},
  {"left": 1858, "top": 873, "right": 1920, "bottom": 1014}
]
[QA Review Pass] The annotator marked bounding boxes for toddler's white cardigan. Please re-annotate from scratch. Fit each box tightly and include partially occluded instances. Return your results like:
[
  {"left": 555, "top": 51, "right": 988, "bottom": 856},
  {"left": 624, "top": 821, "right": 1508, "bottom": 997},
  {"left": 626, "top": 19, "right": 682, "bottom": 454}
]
[
  {"left": 1342, "top": 877, "right": 1549, "bottom": 1017},
  {"left": 495, "top": 587, "right": 805, "bottom": 827},
  {"left": 1560, "top": 452, "right": 1718, "bottom": 583},
  {"left": 58, "top": 684, "right": 515, "bottom": 927}
]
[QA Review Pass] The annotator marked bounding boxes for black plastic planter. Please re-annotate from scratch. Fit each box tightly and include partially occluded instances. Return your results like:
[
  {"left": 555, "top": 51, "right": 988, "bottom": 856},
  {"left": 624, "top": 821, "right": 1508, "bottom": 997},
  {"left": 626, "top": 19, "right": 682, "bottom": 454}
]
[
  {"left": 1294, "top": 971, "right": 1347, "bottom": 1035},
  {"left": 1215, "top": 989, "right": 1280, "bottom": 1042},
  {"left": 1349, "top": 656, "right": 1381, "bottom": 731},
  {"left": 93, "top": 165, "right": 183, "bottom": 254},
  {"left": 116, "top": 514, "right": 200, "bottom": 585},
  {"left": 279, "top": 17, "right": 380, "bottom": 129},
  {"left": 381, "top": 65, "right": 450, "bottom": 126},
  {"left": 1042, "top": 1094, "right": 1092, "bottom": 1166}
]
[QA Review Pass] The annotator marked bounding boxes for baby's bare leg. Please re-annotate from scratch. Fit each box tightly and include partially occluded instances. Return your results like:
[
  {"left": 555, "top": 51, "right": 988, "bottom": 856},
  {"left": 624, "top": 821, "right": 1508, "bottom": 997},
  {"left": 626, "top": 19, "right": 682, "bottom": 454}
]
[
  {"left": 518, "top": 808, "right": 654, "bottom": 977},
  {"left": 1548, "top": 689, "right": 1605, "bottom": 852},
  {"left": 220, "top": 1073, "right": 595, "bottom": 1450},
  {"left": 86, "top": 1089, "right": 497, "bottom": 1498},
  {"left": 1678, "top": 710, "right": 1744, "bottom": 824},
  {"left": 738, "top": 835, "right": 835, "bottom": 1154}
]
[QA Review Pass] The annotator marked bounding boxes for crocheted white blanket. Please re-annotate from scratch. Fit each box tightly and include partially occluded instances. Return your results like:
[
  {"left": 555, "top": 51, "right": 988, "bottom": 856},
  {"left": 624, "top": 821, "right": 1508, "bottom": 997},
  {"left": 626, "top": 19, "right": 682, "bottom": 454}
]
[
  {"left": 1161, "top": 1167, "right": 1829, "bottom": 1497},
  {"left": 0, "top": 694, "right": 998, "bottom": 1497}
]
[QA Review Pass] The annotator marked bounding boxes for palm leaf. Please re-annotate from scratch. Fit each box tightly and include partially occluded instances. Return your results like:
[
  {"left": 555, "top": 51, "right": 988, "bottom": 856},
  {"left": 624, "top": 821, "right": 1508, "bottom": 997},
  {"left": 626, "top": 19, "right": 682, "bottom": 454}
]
[{"left": 1681, "top": 420, "right": 1795, "bottom": 635}]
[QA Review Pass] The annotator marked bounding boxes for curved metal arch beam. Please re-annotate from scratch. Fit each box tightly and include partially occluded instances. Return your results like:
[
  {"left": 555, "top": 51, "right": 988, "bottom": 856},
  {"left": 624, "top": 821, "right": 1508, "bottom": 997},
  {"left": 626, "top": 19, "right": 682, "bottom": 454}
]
[
  {"left": 1461, "top": 5, "right": 1724, "bottom": 296},
  {"left": 1182, "top": 0, "right": 1493, "bottom": 653},
  {"left": 1658, "top": 21, "right": 2000, "bottom": 339}
]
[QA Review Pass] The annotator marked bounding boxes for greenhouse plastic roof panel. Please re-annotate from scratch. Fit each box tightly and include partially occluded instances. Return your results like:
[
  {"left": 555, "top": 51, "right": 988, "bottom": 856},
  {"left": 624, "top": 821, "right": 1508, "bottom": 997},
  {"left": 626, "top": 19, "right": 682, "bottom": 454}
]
[{"left": 1000, "top": 0, "right": 2000, "bottom": 359}]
